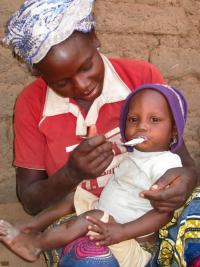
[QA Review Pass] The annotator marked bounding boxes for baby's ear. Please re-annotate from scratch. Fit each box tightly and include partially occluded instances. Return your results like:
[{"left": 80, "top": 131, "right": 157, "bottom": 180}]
[
  {"left": 172, "top": 125, "right": 178, "bottom": 137},
  {"left": 171, "top": 125, "right": 178, "bottom": 145}
]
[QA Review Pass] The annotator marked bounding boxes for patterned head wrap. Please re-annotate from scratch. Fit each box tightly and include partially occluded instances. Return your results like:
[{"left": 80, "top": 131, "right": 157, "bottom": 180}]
[
  {"left": 120, "top": 84, "right": 187, "bottom": 152},
  {"left": 3, "top": 0, "right": 95, "bottom": 65}
]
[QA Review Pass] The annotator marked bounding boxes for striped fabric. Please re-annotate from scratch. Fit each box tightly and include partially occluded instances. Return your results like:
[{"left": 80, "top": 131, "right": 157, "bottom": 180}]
[{"left": 157, "top": 187, "right": 200, "bottom": 266}]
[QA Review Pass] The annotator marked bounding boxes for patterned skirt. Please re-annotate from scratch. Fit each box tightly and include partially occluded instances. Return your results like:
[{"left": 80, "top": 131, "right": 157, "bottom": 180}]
[{"left": 43, "top": 214, "right": 119, "bottom": 267}]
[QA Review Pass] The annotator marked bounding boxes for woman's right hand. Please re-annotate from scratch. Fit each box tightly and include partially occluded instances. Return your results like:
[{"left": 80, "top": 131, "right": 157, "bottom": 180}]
[
  {"left": 67, "top": 135, "right": 114, "bottom": 182},
  {"left": 16, "top": 134, "right": 114, "bottom": 214}
]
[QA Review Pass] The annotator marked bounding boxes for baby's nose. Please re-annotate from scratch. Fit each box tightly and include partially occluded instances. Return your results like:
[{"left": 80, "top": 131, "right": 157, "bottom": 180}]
[{"left": 138, "top": 121, "right": 149, "bottom": 131}]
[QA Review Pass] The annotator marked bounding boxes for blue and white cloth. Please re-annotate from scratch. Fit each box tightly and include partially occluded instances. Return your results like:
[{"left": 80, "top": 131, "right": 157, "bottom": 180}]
[{"left": 3, "top": 0, "right": 95, "bottom": 65}]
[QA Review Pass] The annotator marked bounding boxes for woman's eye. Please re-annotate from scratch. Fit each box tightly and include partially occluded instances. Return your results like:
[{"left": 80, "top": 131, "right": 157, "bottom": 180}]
[
  {"left": 82, "top": 62, "right": 93, "bottom": 72},
  {"left": 51, "top": 80, "right": 69, "bottom": 88}
]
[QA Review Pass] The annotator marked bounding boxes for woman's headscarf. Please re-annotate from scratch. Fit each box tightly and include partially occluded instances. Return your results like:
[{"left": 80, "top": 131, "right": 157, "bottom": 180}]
[{"left": 2, "top": 0, "right": 95, "bottom": 65}]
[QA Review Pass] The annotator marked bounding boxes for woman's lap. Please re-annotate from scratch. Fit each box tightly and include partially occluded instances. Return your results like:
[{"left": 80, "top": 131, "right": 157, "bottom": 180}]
[
  {"left": 59, "top": 236, "right": 119, "bottom": 267},
  {"left": 43, "top": 214, "right": 119, "bottom": 267}
]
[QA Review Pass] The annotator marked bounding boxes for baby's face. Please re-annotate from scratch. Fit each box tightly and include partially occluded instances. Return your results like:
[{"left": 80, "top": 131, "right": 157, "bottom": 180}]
[{"left": 125, "top": 89, "right": 176, "bottom": 152}]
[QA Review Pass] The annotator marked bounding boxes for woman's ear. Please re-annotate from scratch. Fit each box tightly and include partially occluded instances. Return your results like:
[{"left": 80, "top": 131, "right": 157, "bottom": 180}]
[
  {"left": 28, "top": 64, "right": 41, "bottom": 77},
  {"left": 90, "top": 29, "right": 101, "bottom": 49}
]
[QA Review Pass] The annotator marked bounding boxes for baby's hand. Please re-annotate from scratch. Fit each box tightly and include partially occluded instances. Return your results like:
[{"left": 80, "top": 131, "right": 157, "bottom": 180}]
[{"left": 86, "top": 215, "right": 124, "bottom": 246}]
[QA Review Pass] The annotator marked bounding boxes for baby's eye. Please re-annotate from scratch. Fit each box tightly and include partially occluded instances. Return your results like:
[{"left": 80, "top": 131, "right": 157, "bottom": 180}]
[
  {"left": 128, "top": 117, "right": 138, "bottom": 123},
  {"left": 150, "top": 117, "right": 160, "bottom": 123}
]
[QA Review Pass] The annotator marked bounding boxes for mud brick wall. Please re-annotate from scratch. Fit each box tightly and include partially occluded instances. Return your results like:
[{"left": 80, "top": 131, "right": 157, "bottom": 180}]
[{"left": 0, "top": 0, "right": 200, "bottom": 202}]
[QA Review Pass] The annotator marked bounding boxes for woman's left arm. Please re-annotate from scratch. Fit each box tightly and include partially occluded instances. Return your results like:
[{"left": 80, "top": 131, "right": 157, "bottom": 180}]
[{"left": 141, "top": 141, "right": 198, "bottom": 213}]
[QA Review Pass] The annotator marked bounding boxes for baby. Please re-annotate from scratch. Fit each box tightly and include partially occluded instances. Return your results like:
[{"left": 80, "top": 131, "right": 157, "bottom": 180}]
[{"left": 0, "top": 84, "right": 187, "bottom": 267}]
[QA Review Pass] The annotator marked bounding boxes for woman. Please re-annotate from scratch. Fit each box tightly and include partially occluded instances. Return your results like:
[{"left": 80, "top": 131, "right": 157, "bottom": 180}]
[{"left": 3, "top": 0, "right": 197, "bottom": 266}]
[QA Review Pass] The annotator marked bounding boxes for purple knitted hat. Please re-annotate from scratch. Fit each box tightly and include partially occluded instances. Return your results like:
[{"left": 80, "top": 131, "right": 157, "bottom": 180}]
[{"left": 120, "top": 84, "right": 187, "bottom": 152}]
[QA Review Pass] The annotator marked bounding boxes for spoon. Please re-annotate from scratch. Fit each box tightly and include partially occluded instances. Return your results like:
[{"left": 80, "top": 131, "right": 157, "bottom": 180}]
[
  {"left": 116, "top": 137, "right": 145, "bottom": 147},
  {"left": 80, "top": 136, "right": 145, "bottom": 147}
]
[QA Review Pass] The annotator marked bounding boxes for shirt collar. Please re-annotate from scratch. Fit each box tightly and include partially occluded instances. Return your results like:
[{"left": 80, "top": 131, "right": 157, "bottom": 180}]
[{"left": 132, "top": 149, "right": 168, "bottom": 159}]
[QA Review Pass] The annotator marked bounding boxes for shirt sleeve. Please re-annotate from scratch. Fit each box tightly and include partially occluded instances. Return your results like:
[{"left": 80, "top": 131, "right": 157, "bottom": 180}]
[
  {"left": 151, "top": 153, "right": 182, "bottom": 183},
  {"left": 14, "top": 82, "right": 46, "bottom": 169}
]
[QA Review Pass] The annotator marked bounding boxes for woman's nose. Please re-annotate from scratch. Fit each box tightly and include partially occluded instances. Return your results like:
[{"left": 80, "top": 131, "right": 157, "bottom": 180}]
[{"left": 73, "top": 73, "right": 90, "bottom": 91}]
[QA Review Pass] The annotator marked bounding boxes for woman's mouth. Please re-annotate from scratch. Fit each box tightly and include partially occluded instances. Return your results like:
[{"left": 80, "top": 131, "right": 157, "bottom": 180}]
[
  {"left": 82, "top": 84, "right": 101, "bottom": 100},
  {"left": 83, "top": 87, "right": 95, "bottom": 96}
]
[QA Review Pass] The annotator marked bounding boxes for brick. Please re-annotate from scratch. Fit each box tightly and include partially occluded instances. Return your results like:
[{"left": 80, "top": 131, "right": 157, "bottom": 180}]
[
  {"left": 134, "top": 0, "right": 180, "bottom": 6},
  {"left": 150, "top": 47, "right": 200, "bottom": 79},
  {"left": 0, "top": 84, "right": 22, "bottom": 116},
  {"left": 100, "top": 33, "right": 158, "bottom": 60},
  {"left": 95, "top": 3, "right": 190, "bottom": 35}
]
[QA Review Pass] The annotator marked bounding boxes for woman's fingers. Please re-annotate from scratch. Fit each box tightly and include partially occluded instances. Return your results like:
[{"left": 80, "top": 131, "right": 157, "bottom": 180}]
[
  {"left": 150, "top": 198, "right": 183, "bottom": 212},
  {"left": 141, "top": 182, "right": 187, "bottom": 212},
  {"left": 150, "top": 168, "right": 182, "bottom": 190},
  {"left": 75, "top": 135, "right": 113, "bottom": 162},
  {"left": 67, "top": 135, "right": 114, "bottom": 180},
  {"left": 141, "top": 184, "right": 180, "bottom": 201}
]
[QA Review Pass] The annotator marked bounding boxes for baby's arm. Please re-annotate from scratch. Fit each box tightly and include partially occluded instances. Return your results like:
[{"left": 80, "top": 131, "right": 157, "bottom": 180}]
[
  {"left": 19, "top": 192, "right": 75, "bottom": 233},
  {"left": 87, "top": 209, "right": 172, "bottom": 246}
]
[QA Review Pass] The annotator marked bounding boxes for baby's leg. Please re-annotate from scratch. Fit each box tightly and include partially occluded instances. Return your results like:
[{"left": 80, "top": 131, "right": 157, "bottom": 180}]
[
  {"left": 0, "top": 209, "right": 104, "bottom": 262},
  {"left": 34, "top": 209, "right": 105, "bottom": 251},
  {"left": 19, "top": 192, "right": 75, "bottom": 233}
]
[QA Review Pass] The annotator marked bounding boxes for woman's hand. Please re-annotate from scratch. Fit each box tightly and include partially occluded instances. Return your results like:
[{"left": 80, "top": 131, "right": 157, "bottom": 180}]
[
  {"left": 86, "top": 215, "right": 124, "bottom": 246},
  {"left": 67, "top": 135, "right": 114, "bottom": 182},
  {"left": 140, "top": 166, "right": 197, "bottom": 213}
]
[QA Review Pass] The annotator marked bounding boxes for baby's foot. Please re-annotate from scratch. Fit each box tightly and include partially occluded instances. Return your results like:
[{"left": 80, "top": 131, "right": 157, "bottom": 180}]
[
  {"left": 0, "top": 220, "right": 19, "bottom": 241},
  {"left": 0, "top": 219, "right": 40, "bottom": 262}
]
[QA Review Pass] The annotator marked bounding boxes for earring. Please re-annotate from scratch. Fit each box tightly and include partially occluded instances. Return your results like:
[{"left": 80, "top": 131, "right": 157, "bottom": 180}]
[
  {"left": 170, "top": 136, "right": 177, "bottom": 147},
  {"left": 97, "top": 47, "right": 100, "bottom": 51}
]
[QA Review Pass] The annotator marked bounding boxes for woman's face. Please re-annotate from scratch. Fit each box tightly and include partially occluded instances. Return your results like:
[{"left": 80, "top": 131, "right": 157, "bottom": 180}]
[
  {"left": 125, "top": 89, "right": 177, "bottom": 152},
  {"left": 35, "top": 32, "right": 104, "bottom": 103}
]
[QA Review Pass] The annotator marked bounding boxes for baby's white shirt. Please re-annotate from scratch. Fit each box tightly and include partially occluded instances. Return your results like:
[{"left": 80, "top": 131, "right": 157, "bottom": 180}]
[{"left": 97, "top": 149, "right": 182, "bottom": 223}]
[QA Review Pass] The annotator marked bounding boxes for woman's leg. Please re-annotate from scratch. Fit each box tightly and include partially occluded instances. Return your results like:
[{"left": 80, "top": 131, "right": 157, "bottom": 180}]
[{"left": 59, "top": 236, "right": 120, "bottom": 267}]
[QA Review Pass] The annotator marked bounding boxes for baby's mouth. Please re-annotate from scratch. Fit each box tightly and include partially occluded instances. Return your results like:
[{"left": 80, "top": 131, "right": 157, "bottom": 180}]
[{"left": 134, "top": 135, "right": 147, "bottom": 141}]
